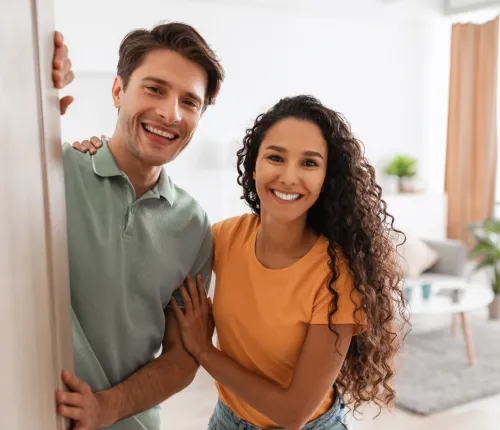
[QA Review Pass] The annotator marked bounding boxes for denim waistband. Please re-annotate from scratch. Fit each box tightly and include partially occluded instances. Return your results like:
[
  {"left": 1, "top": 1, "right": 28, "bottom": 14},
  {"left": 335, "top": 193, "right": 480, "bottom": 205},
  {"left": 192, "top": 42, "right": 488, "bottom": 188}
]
[{"left": 209, "top": 388, "right": 348, "bottom": 430}]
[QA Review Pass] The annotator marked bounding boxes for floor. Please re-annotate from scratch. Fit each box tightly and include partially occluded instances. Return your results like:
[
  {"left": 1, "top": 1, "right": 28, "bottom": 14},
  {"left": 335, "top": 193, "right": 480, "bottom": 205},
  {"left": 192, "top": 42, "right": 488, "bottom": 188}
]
[{"left": 160, "top": 306, "right": 500, "bottom": 429}]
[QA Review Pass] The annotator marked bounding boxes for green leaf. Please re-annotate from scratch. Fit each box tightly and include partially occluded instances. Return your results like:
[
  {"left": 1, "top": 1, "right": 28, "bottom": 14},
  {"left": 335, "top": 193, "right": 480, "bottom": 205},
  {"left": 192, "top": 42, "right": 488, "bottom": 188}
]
[
  {"left": 384, "top": 155, "right": 417, "bottom": 178},
  {"left": 482, "top": 217, "right": 500, "bottom": 234},
  {"left": 469, "top": 238, "right": 499, "bottom": 258},
  {"left": 473, "top": 255, "right": 496, "bottom": 272}
]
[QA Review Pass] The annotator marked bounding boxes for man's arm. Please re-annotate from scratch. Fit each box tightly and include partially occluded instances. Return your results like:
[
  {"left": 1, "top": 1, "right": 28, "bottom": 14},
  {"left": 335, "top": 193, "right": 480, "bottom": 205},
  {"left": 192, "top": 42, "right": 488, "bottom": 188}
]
[
  {"left": 98, "top": 218, "right": 213, "bottom": 426},
  {"left": 57, "top": 216, "right": 213, "bottom": 428},
  {"left": 56, "top": 309, "right": 197, "bottom": 429},
  {"left": 97, "top": 309, "right": 198, "bottom": 426}
]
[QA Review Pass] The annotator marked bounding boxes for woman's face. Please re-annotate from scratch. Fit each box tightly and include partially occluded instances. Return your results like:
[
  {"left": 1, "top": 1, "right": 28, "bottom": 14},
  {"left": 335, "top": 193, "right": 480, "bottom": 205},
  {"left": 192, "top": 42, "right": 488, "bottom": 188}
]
[{"left": 254, "top": 117, "right": 328, "bottom": 224}]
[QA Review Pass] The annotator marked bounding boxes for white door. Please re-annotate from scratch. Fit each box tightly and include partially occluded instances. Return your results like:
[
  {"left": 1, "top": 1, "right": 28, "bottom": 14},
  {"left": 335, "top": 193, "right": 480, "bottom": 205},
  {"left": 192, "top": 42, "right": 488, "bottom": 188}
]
[{"left": 0, "top": 0, "right": 73, "bottom": 428}]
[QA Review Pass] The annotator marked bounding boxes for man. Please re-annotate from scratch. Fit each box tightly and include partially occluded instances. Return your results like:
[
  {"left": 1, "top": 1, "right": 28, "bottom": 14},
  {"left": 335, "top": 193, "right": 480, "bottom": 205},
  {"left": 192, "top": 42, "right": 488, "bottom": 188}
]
[{"left": 51, "top": 24, "right": 224, "bottom": 430}]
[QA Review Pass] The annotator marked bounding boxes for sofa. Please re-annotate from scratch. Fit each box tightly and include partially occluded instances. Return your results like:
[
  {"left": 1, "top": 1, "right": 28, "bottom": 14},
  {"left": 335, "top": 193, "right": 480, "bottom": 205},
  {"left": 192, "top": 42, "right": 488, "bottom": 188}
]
[{"left": 395, "top": 234, "right": 468, "bottom": 286}]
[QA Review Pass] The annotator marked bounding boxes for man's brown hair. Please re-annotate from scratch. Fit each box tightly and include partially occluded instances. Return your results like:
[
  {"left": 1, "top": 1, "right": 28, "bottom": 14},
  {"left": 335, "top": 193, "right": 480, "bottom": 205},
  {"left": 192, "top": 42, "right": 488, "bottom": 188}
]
[{"left": 117, "top": 22, "right": 224, "bottom": 107}]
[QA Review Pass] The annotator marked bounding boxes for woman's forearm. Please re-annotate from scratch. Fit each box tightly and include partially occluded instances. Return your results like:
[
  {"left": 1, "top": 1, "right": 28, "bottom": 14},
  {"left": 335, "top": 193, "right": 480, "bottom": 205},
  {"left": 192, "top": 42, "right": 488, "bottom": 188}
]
[{"left": 198, "top": 346, "right": 305, "bottom": 430}]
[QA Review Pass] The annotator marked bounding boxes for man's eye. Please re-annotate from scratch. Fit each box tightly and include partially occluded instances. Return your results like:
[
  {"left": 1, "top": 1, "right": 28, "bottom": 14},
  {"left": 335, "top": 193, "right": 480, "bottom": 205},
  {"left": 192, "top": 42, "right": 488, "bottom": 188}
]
[{"left": 147, "top": 86, "right": 160, "bottom": 94}]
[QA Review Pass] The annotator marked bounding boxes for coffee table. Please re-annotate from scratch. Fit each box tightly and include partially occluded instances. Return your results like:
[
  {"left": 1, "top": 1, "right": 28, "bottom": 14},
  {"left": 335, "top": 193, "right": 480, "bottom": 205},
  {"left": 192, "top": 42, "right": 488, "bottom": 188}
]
[{"left": 404, "top": 282, "right": 494, "bottom": 365}]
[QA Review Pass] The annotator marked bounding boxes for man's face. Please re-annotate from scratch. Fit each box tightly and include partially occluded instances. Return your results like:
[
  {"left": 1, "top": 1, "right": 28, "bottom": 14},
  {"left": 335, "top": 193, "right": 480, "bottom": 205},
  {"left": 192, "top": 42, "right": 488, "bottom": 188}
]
[{"left": 112, "top": 49, "right": 208, "bottom": 166}]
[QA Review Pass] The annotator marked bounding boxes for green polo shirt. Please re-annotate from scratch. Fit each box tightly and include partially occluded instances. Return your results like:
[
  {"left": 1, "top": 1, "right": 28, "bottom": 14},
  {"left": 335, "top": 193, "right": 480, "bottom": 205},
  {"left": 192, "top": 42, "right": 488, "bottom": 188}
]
[{"left": 62, "top": 141, "right": 212, "bottom": 430}]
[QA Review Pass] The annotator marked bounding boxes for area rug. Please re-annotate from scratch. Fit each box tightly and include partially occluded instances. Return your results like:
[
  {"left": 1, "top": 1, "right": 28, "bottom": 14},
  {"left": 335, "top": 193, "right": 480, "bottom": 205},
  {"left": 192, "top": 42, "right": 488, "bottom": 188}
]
[{"left": 395, "top": 319, "right": 500, "bottom": 415}]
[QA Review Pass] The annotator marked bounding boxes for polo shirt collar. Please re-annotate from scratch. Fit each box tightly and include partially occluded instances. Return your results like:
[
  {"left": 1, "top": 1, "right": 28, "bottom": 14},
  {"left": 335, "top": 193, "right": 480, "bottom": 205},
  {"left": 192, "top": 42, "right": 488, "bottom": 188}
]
[
  {"left": 91, "top": 139, "right": 122, "bottom": 178},
  {"left": 156, "top": 168, "right": 175, "bottom": 205}
]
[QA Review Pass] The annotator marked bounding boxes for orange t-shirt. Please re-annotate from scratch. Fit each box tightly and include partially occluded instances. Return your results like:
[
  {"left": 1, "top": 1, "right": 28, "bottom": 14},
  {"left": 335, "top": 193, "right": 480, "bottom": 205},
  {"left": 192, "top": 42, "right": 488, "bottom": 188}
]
[{"left": 211, "top": 214, "right": 366, "bottom": 428}]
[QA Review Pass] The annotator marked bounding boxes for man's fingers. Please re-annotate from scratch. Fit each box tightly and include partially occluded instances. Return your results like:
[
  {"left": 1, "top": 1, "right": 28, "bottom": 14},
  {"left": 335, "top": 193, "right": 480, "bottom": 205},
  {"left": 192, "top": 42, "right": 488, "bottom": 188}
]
[
  {"left": 52, "top": 69, "right": 63, "bottom": 88},
  {"left": 63, "top": 70, "right": 75, "bottom": 88},
  {"left": 58, "top": 405, "right": 83, "bottom": 421},
  {"left": 53, "top": 44, "right": 69, "bottom": 69},
  {"left": 60, "top": 96, "right": 74, "bottom": 115},
  {"left": 62, "top": 370, "right": 90, "bottom": 394},
  {"left": 54, "top": 31, "right": 64, "bottom": 48},
  {"left": 56, "top": 391, "right": 84, "bottom": 407}
]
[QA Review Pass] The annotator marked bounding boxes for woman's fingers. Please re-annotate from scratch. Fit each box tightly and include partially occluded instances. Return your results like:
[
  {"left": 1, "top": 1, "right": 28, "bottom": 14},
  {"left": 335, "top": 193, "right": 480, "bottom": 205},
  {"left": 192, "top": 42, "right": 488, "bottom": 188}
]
[
  {"left": 72, "top": 141, "right": 88, "bottom": 153},
  {"left": 179, "top": 284, "right": 193, "bottom": 317},
  {"left": 197, "top": 274, "right": 209, "bottom": 314},
  {"left": 89, "top": 136, "right": 103, "bottom": 149},
  {"left": 71, "top": 137, "right": 103, "bottom": 155},
  {"left": 169, "top": 297, "right": 184, "bottom": 322},
  {"left": 185, "top": 275, "right": 200, "bottom": 314}
]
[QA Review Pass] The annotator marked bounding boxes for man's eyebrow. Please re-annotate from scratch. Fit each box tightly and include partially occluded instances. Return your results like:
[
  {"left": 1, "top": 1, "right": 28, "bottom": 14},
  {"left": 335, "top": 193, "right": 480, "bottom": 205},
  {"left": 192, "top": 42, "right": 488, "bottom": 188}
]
[{"left": 142, "top": 76, "right": 203, "bottom": 105}]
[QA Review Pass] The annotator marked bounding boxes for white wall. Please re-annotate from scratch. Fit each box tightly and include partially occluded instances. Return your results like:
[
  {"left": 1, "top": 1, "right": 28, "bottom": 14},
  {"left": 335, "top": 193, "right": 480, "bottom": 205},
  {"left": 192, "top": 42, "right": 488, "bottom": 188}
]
[
  {"left": 446, "top": 0, "right": 500, "bottom": 14},
  {"left": 53, "top": 0, "right": 463, "bottom": 223}
]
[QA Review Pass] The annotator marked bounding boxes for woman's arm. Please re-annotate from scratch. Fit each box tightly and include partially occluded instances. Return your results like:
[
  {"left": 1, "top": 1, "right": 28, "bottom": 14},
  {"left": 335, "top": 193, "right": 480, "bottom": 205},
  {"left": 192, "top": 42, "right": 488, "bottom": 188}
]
[
  {"left": 171, "top": 277, "right": 353, "bottom": 430},
  {"left": 202, "top": 324, "right": 352, "bottom": 430}
]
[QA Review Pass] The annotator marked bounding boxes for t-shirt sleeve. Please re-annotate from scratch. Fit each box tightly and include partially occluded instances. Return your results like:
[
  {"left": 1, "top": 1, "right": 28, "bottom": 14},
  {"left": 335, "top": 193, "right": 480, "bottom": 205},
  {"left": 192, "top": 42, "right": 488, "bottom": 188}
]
[
  {"left": 310, "top": 257, "right": 367, "bottom": 335},
  {"left": 211, "top": 222, "right": 223, "bottom": 272}
]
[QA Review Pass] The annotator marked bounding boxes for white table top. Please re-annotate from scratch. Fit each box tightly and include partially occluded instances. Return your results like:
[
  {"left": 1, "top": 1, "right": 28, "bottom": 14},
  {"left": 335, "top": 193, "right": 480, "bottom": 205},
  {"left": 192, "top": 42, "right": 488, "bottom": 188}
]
[{"left": 404, "top": 282, "right": 494, "bottom": 315}]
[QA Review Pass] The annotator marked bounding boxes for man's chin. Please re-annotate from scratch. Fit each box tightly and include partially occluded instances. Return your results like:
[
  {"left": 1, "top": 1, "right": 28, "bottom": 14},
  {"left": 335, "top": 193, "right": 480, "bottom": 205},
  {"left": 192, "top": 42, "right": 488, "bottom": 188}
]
[{"left": 140, "top": 150, "right": 179, "bottom": 167}]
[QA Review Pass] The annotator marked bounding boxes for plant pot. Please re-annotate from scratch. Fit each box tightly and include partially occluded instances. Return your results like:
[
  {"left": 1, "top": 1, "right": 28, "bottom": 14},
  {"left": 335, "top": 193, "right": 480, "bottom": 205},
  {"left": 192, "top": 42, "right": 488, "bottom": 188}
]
[
  {"left": 397, "top": 177, "right": 414, "bottom": 193},
  {"left": 489, "top": 295, "right": 500, "bottom": 320}
]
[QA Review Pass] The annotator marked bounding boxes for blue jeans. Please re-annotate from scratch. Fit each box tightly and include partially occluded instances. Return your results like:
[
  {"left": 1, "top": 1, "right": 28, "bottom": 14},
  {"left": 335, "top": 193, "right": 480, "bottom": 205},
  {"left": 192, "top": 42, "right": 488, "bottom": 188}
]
[{"left": 208, "top": 390, "right": 349, "bottom": 430}]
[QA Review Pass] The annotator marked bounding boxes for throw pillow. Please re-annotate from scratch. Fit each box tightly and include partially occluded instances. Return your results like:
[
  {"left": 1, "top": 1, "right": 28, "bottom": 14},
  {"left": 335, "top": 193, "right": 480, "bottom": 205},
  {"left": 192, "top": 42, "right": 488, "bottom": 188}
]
[{"left": 391, "top": 233, "right": 439, "bottom": 278}]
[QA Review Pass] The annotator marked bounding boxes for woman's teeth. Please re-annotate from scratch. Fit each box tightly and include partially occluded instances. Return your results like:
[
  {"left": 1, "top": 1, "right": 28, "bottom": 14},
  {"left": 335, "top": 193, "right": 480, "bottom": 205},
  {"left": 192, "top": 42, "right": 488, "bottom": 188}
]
[
  {"left": 143, "top": 124, "right": 177, "bottom": 140},
  {"left": 272, "top": 190, "right": 301, "bottom": 201}
]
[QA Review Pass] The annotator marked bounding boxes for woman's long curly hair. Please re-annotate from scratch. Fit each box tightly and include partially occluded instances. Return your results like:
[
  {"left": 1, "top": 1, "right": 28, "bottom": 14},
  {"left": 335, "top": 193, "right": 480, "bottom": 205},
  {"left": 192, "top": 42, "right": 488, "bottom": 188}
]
[{"left": 236, "top": 95, "right": 409, "bottom": 414}]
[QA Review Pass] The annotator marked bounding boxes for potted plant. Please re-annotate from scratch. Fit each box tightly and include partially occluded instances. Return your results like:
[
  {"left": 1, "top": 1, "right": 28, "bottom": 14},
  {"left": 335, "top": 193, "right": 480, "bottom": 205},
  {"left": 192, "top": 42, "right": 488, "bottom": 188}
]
[
  {"left": 384, "top": 155, "right": 417, "bottom": 193},
  {"left": 468, "top": 217, "right": 500, "bottom": 320}
]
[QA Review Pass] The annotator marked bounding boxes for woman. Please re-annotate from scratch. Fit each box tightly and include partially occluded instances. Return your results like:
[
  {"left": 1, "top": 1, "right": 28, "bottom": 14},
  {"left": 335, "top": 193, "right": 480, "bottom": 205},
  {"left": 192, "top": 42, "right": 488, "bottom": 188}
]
[{"left": 75, "top": 95, "right": 408, "bottom": 430}]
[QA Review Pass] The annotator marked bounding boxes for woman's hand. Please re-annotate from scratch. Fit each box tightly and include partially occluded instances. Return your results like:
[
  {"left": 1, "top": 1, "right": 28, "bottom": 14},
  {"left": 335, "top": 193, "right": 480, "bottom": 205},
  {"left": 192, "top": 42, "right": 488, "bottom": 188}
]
[
  {"left": 170, "top": 275, "right": 215, "bottom": 361},
  {"left": 72, "top": 135, "right": 107, "bottom": 155}
]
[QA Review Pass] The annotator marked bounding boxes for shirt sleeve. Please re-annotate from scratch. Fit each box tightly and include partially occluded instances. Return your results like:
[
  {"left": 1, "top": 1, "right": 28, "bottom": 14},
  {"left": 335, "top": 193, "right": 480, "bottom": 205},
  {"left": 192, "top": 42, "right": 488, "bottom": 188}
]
[
  {"left": 310, "top": 256, "right": 367, "bottom": 335},
  {"left": 170, "top": 214, "right": 214, "bottom": 308}
]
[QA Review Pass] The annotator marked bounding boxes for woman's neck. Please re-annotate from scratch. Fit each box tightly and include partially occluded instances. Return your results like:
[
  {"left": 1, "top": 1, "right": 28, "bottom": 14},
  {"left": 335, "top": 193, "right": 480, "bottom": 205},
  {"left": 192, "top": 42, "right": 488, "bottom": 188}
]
[{"left": 256, "top": 210, "right": 318, "bottom": 269}]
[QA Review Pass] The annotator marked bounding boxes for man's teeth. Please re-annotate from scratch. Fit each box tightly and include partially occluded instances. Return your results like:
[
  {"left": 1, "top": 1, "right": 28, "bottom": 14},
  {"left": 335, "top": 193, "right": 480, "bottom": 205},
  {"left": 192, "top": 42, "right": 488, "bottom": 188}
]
[
  {"left": 144, "top": 124, "right": 176, "bottom": 140},
  {"left": 272, "top": 190, "right": 301, "bottom": 201}
]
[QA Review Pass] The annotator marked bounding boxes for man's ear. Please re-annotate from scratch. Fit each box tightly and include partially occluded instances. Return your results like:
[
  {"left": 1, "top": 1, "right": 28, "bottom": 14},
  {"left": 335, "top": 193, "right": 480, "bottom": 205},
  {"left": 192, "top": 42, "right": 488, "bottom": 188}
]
[{"left": 112, "top": 76, "right": 124, "bottom": 109}]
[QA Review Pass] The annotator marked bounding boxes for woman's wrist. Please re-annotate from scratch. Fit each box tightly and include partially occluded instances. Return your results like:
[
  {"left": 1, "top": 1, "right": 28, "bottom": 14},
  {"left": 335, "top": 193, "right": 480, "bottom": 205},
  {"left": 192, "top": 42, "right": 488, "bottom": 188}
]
[{"left": 197, "top": 344, "right": 218, "bottom": 367}]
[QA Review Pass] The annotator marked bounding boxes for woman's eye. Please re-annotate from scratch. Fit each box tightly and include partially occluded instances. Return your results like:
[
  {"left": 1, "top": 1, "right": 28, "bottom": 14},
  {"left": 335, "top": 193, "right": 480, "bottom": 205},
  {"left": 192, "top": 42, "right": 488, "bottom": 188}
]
[
  {"left": 303, "top": 159, "right": 318, "bottom": 167},
  {"left": 183, "top": 100, "right": 197, "bottom": 108},
  {"left": 268, "top": 155, "right": 283, "bottom": 162}
]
